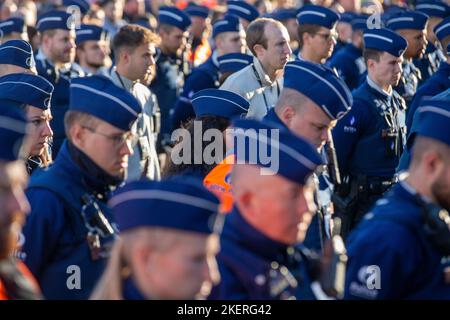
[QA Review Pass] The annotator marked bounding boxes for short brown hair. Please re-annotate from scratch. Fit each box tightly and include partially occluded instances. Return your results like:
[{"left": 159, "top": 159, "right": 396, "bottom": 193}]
[
  {"left": 363, "top": 48, "right": 382, "bottom": 65},
  {"left": 246, "top": 18, "right": 284, "bottom": 56},
  {"left": 113, "top": 24, "right": 160, "bottom": 57},
  {"left": 64, "top": 110, "right": 99, "bottom": 140},
  {"left": 297, "top": 24, "right": 322, "bottom": 48}
]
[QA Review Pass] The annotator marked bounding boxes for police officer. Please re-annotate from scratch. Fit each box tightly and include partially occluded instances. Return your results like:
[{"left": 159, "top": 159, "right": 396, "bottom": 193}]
[
  {"left": 332, "top": 12, "right": 354, "bottom": 58},
  {"left": 328, "top": 15, "right": 368, "bottom": 90},
  {"left": 407, "top": 16, "right": 450, "bottom": 131},
  {"left": 415, "top": 0, "right": 449, "bottom": 81},
  {"left": 220, "top": 18, "right": 291, "bottom": 119},
  {"left": 0, "top": 17, "right": 28, "bottom": 43},
  {"left": 227, "top": 0, "right": 260, "bottom": 30},
  {"left": 263, "top": 60, "right": 353, "bottom": 250},
  {"left": 91, "top": 177, "right": 221, "bottom": 300},
  {"left": 296, "top": 5, "right": 340, "bottom": 64},
  {"left": 109, "top": 24, "right": 161, "bottom": 182},
  {"left": 0, "top": 73, "right": 54, "bottom": 174},
  {"left": 22, "top": 76, "right": 141, "bottom": 299},
  {"left": 0, "top": 39, "right": 36, "bottom": 76},
  {"left": 344, "top": 98, "right": 450, "bottom": 299},
  {"left": 0, "top": 106, "right": 42, "bottom": 300},
  {"left": 185, "top": 4, "right": 212, "bottom": 68},
  {"left": 332, "top": 28, "right": 408, "bottom": 237},
  {"left": 386, "top": 11, "right": 428, "bottom": 105},
  {"left": 75, "top": 24, "right": 110, "bottom": 76},
  {"left": 172, "top": 15, "right": 246, "bottom": 130},
  {"left": 208, "top": 118, "right": 324, "bottom": 300},
  {"left": 150, "top": 6, "right": 191, "bottom": 153},
  {"left": 35, "top": 10, "right": 84, "bottom": 157}
]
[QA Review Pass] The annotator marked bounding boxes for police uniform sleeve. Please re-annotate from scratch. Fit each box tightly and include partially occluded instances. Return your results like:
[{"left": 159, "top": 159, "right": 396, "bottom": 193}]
[
  {"left": 332, "top": 99, "right": 368, "bottom": 175},
  {"left": 344, "top": 220, "right": 419, "bottom": 300},
  {"left": 406, "top": 83, "right": 440, "bottom": 131},
  {"left": 171, "top": 70, "right": 215, "bottom": 129},
  {"left": 22, "top": 188, "right": 66, "bottom": 280}
]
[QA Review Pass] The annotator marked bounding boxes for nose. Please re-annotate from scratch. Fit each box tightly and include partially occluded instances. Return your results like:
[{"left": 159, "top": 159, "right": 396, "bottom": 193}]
[
  {"left": 42, "top": 121, "right": 53, "bottom": 138},
  {"left": 121, "top": 139, "right": 134, "bottom": 156}
]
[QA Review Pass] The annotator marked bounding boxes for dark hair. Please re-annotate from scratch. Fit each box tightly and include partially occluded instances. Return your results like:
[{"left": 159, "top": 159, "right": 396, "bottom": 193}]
[
  {"left": 297, "top": 24, "right": 322, "bottom": 48},
  {"left": 163, "top": 115, "right": 230, "bottom": 178},
  {"left": 363, "top": 48, "right": 382, "bottom": 65},
  {"left": 112, "top": 24, "right": 160, "bottom": 58}
]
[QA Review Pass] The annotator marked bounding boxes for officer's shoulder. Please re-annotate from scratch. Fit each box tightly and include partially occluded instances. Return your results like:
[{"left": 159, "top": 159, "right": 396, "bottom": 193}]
[{"left": 220, "top": 65, "right": 254, "bottom": 90}]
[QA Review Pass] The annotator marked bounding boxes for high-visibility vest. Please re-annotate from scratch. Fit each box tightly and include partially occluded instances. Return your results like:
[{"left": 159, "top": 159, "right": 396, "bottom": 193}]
[{"left": 204, "top": 154, "right": 234, "bottom": 213}]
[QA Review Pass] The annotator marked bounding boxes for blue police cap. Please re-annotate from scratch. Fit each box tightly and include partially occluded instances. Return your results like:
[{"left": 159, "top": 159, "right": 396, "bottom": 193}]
[
  {"left": 185, "top": 4, "right": 210, "bottom": 18},
  {"left": 109, "top": 177, "right": 219, "bottom": 234},
  {"left": 386, "top": 11, "right": 429, "bottom": 30},
  {"left": 434, "top": 16, "right": 450, "bottom": 41},
  {"left": 351, "top": 14, "right": 369, "bottom": 31},
  {"left": 296, "top": 5, "right": 340, "bottom": 29},
  {"left": 413, "top": 98, "right": 450, "bottom": 147},
  {"left": 0, "top": 73, "right": 54, "bottom": 110},
  {"left": 339, "top": 12, "right": 356, "bottom": 24},
  {"left": 270, "top": 8, "right": 297, "bottom": 21},
  {"left": 212, "top": 15, "right": 243, "bottom": 38},
  {"left": 158, "top": 6, "right": 191, "bottom": 31},
  {"left": 227, "top": 0, "right": 259, "bottom": 23},
  {"left": 283, "top": 60, "right": 352, "bottom": 120},
  {"left": 192, "top": 88, "right": 249, "bottom": 119},
  {"left": 363, "top": 28, "right": 408, "bottom": 57},
  {"left": 36, "top": 10, "right": 75, "bottom": 32},
  {"left": 75, "top": 24, "right": 107, "bottom": 45},
  {"left": 218, "top": 52, "right": 253, "bottom": 73},
  {"left": 0, "top": 17, "right": 25, "bottom": 36},
  {"left": 0, "top": 106, "right": 28, "bottom": 161},
  {"left": 70, "top": 75, "right": 141, "bottom": 131},
  {"left": 231, "top": 118, "right": 323, "bottom": 185},
  {"left": 0, "top": 40, "right": 35, "bottom": 69},
  {"left": 416, "top": 0, "right": 450, "bottom": 18},
  {"left": 63, "top": 0, "right": 90, "bottom": 15}
]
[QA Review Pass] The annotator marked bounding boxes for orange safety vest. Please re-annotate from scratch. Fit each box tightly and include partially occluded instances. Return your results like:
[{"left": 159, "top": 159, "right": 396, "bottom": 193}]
[
  {"left": 0, "top": 261, "right": 40, "bottom": 300},
  {"left": 189, "top": 38, "right": 212, "bottom": 68},
  {"left": 204, "top": 153, "right": 235, "bottom": 213}
]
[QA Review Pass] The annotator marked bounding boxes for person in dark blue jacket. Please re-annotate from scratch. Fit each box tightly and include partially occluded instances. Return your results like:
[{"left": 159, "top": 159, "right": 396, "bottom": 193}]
[
  {"left": 386, "top": 11, "right": 428, "bottom": 105},
  {"left": 208, "top": 118, "right": 325, "bottom": 300},
  {"left": 21, "top": 75, "right": 141, "bottom": 300},
  {"left": 328, "top": 15, "right": 368, "bottom": 90},
  {"left": 171, "top": 15, "right": 246, "bottom": 130},
  {"left": 344, "top": 98, "right": 450, "bottom": 299},
  {"left": 414, "top": 0, "right": 449, "bottom": 81},
  {"left": 332, "top": 28, "right": 408, "bottom": 237},
  {"left": 35, "top": 10, "right": 84, "bottom": 157},
  {"left": 407, "top": 17, "right": 450, "bottom": 131}
]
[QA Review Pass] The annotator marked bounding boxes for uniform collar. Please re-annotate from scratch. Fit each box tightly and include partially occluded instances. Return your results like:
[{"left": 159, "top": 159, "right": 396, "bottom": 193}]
[
  {"left": 224, "top": 206, "right": 291, "bottom": 261},
  {"left": 211, "top": 50, "right": 219, "bottom": 69},
  {"left": 111, "top": 67, "right": 137, "bottom": 91},
  {"left": 366, "top": 75, "right": 392, "bottom": 98}
]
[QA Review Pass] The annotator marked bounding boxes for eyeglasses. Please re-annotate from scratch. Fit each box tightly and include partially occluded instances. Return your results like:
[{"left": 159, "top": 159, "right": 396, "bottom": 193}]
[
  {"left": 82, "top": 126, "right": 138, "bottom": 149},
  {"left": 314, "top": 32, "right": 338, "bottom": 42}
]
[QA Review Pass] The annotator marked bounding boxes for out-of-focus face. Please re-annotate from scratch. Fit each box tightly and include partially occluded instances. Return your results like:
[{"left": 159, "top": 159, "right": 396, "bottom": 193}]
[
  {"left": 160, "top": 26, "right": 188, "bottom": 55},
  {"left": 77, "top": 39, "right": 108, "bottom": 70},
  {"left": 26, "top": 106, "right": 53, "bottom": 157},
  {"left": 283, "top": 18, "right": 299, "bottom": 42},
  {"left": 125, "top": 42, "right": 156, "bottom": 83},
  {"left": 398, "top": 28, "right": 428, "bottom": 59},
  {"left": 336, "top": 21, "right": 352, "bottom": 44},
  {"left": 74, "top": 118, "right": 134, "bottom": 179},
  {"left": 285, "top": 96, "right": 336, "bottom": 151},
  {"left": 45, "top": 29, "right": 76, "bottom": 64},
  {"left": 0, "top": 160, "right": 30, "bottom": 260},
  {"left": 104, "top": 0, "right": 124, "bottom": 23},
  {"left": 189, "top": 16, "right": 208, "bottom": 40},
  {"left": 144, "top": 232, "right": 219, "bottom": 299},
  {"left": 216, "top": 30, "right": 246, "bottom": 55},
  {"left": 431, "top": 153, "right": 450, "bottom": 211},
  {"left": 258, "top": 22, "right": 291, "bottom": 72},
  {"left": 305, "top": 26, "right": 338, "bottom": 61},
  {"left": 427, "top": 16, "right": 443, "bottom": 44},
  {"left": 369, "top": 51, "right": 403, "bottom": 88}
]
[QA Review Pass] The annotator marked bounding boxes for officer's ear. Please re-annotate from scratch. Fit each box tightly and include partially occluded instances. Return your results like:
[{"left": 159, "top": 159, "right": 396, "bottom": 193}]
[
  {"left": 280, "top": 105, "right": 295, "bottom": 125},
  {"left": 69, "top": 122, "right": 86, "bottom": 148},
  {"left": 253, "top": 43, "right": 266, "bottom": 58}
]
